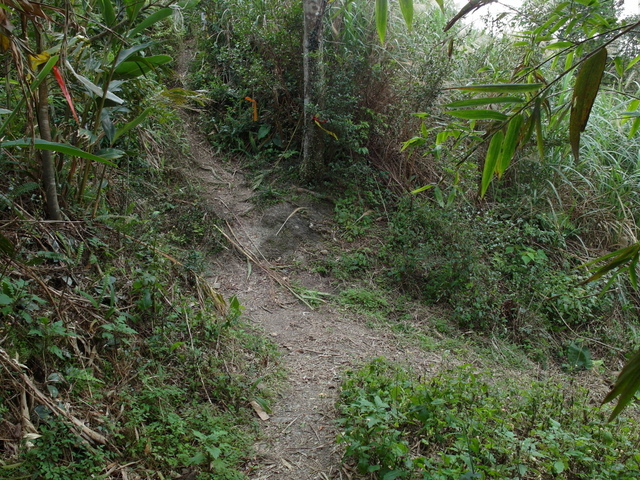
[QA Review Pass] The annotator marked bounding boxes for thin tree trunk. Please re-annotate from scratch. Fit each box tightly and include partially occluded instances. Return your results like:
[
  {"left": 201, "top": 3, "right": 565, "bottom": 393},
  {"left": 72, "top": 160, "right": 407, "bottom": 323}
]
[
  {"left": 301, "top": 0, "right": 327, "bottom": 182},
  {"left": 35, "top": 32, "right": 62, "bottom": 220}
]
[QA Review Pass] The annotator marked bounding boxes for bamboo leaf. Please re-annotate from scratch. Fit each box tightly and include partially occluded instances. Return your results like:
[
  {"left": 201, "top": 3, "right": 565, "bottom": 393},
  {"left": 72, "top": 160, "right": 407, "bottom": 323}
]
[
  {"left": 128, "top": 8, "right": 174, "bottom": 38},
  {"left": 496, "top": 114, "right": 523, "bottom": 178},
  {"left": 444, "top": 96, "right": 525, "bottom": 108},
  {"left": 629, "top": 117, "right": 640, "bottom": 138},
  {"left": 582, "top": 244, "right": 640, "bottom": 283},
  {"left": 481, "top": 130, "right": 504, "bottom": 198},
  {"left": 544, "top": 41, "right": 573, "bottom": 49},
  {"left": 626, "top": 53, "right": 640, "bottom": 71},
  {"left": 375, "top": 0, "right": 388, "bottom": 44},
  {"left": 446, "top": 110, "right": 508, "bottom": 121},
  {"left": 569, "top": 47, "right": 607, "bottom": 160},
  {"left": 603, "top": 348, "right": 640, "bottom": 421},
  {"left": 1, "top": 139, "right": 119, "bottom": 166},
  {"left": 398, "top": 0, "right": 413, "bottom": 30},
  {"left": 454, "top": 83, "right": 544, "bottom": 93}
]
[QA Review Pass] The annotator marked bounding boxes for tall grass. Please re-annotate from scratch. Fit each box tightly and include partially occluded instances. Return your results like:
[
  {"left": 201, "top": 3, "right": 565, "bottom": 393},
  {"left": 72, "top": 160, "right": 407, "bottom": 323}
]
[{"left": 547, "top": 93, "right": 640, "bottom": 251}]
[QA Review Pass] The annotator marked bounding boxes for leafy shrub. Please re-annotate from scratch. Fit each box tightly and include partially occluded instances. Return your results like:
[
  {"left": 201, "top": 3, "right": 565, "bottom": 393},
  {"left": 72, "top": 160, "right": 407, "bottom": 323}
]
[
  {"left": 338, "top": 358, "right": 640, "bottom": 480},
  {"left": 382, "top": 198, "right": 615, "bottom": 340}
]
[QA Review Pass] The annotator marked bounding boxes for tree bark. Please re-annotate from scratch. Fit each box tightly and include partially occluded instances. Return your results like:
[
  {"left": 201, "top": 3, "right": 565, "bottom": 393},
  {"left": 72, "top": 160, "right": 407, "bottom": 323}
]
[
  {"left": 35, "top": 32, "right": 62, "bottom": 220},
  {"left": 301, "top": 0, "right": 327, "bottom": 182}
]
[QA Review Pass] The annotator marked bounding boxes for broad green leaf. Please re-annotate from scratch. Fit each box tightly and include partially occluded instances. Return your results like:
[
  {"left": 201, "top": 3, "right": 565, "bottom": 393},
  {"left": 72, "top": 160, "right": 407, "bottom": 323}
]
[
  {"left": 544, "top": 41, "right": 573, "bottom": 49},
  {"left": 446, "top": 110, "right": 508, "bottom": 121},
  {"left": 113, "top": 107, "right": 153, "bottom": 144},
  {"left": 614, "top": 57, "right": 624, "bottom": 77},
  {"left": 0, "top": 108, "right": 11, "bottom": 114},
  {"left": 401, "top": 136, "right": 426, "bottom": 151},
  {"left": 128, "top": 8, "right": 174, "bottom": 38},
  {"left": 629, "top": 117, "right": 640, "bottom": 138},
  {"left": 398, "top": 0, "right": 413, "bottom": 30},
  {"left": 481, "top": 130, "right": 504, "bottom": 198},
  {"left": 73, "top": 73, "right": 124, "bottom": 104},
  {"left": 433, "top": 0, "right": 445, "bottom": 13},
  {"left": 95, "top": 148, "right": 125, "bottom": 160},
  {"left": 603, "top": 348, "right": 640, "bottom": 420},
  {"left": 98, "top": 0, "right": 116, "bottom": 27},
  {"left": 124, "top": 0, "right": 144, "bottom": 22},
  {"left": 115, "top": 42, "right": 155, "bottom": 68},
  {"left": 101, "top": 110, "right": 115, "bottom": 145},
  {"left": 1, "top": 139, "right": 119, "bottom": 166},
  {"left": 113, "top": 55, "right": 172, "bottom": 79},
  {"left": 496, "top": 114, "right": 523, "bottom": 177},
  {"left": 567, "top": 341, "right": 592, "bottom": 370},
  {"left": 454, "top": 83, "right": 544, "bottom": 93},
  {"left": 445, "top": 96, "right": 524, "bottom": 108},
  {"left": 375, "top": 0, "right": 388, "bottom": 44},
  {"left": 570, "top": 47, "right": 607, "bottom": 160}
]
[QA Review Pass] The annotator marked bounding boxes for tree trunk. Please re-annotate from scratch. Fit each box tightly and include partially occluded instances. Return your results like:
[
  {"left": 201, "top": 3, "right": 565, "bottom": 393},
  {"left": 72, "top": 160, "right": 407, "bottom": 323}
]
[
  {"left": 35, "top": 33, "right": 62, "bottom": 220},
  {"left": 301, "top": 0, "right": 327, "bottom": 182}
]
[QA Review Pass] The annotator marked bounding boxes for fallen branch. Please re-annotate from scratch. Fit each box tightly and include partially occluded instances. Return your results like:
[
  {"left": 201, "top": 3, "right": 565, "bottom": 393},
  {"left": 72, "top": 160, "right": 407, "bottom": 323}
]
[
  {"left": 0, "top": 348, "right": 107, "bottom": 445},
  {"left": 214, "top": 223, "right": 316, "bottom": 309}
]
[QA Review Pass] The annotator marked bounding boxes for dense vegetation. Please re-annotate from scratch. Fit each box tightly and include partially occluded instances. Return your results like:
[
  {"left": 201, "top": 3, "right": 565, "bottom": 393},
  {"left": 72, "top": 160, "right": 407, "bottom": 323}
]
[{"left": 2, "top": 0, "right": 640, "bottom": 478}]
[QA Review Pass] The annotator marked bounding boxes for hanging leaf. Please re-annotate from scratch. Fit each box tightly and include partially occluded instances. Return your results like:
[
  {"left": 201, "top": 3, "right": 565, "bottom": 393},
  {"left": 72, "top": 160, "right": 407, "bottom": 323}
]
[
  {"left": 446, "top": 110, "right": 508, "bottom": 121},
  {"left": 480, "top": 130, "right": 504, "bottom": 198},
  {"left": 375, "top": 0, "right": 388, "bottom": 44},
  {"left": 453, "top": 83, "right": 544, "bottom": 93},
  {"left": 603, "top": 348, "right": 640, "bottom": 421},
  {"left": 496, "top": 114, "right": 523, "bottom": 177},
  {"left": 1, "top": 139, "right": 119, "bottom": 166},
  {"left": 398, "top": 0, "right": 413, "bottom": 30},
  {"left": 52, "top": 66, "right": 79, "bottom": 123},
  {"left": 569, "top": 47, "right": 607, "bottom": 160}
]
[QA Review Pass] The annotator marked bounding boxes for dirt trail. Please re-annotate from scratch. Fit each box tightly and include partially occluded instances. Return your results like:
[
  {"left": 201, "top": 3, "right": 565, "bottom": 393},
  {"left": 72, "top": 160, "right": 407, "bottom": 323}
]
[
  {"left": 179, "top": 119, "right": 443, "bottom": 480},
  {"left": 175, "top": 47, "right": 441, "bottom": 480}
]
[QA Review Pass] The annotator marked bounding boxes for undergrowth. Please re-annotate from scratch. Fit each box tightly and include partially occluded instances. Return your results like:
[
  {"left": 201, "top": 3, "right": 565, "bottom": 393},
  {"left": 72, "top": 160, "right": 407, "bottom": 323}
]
[{"left": 338, "top": 358, "right": 640, "bottom": 480}]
